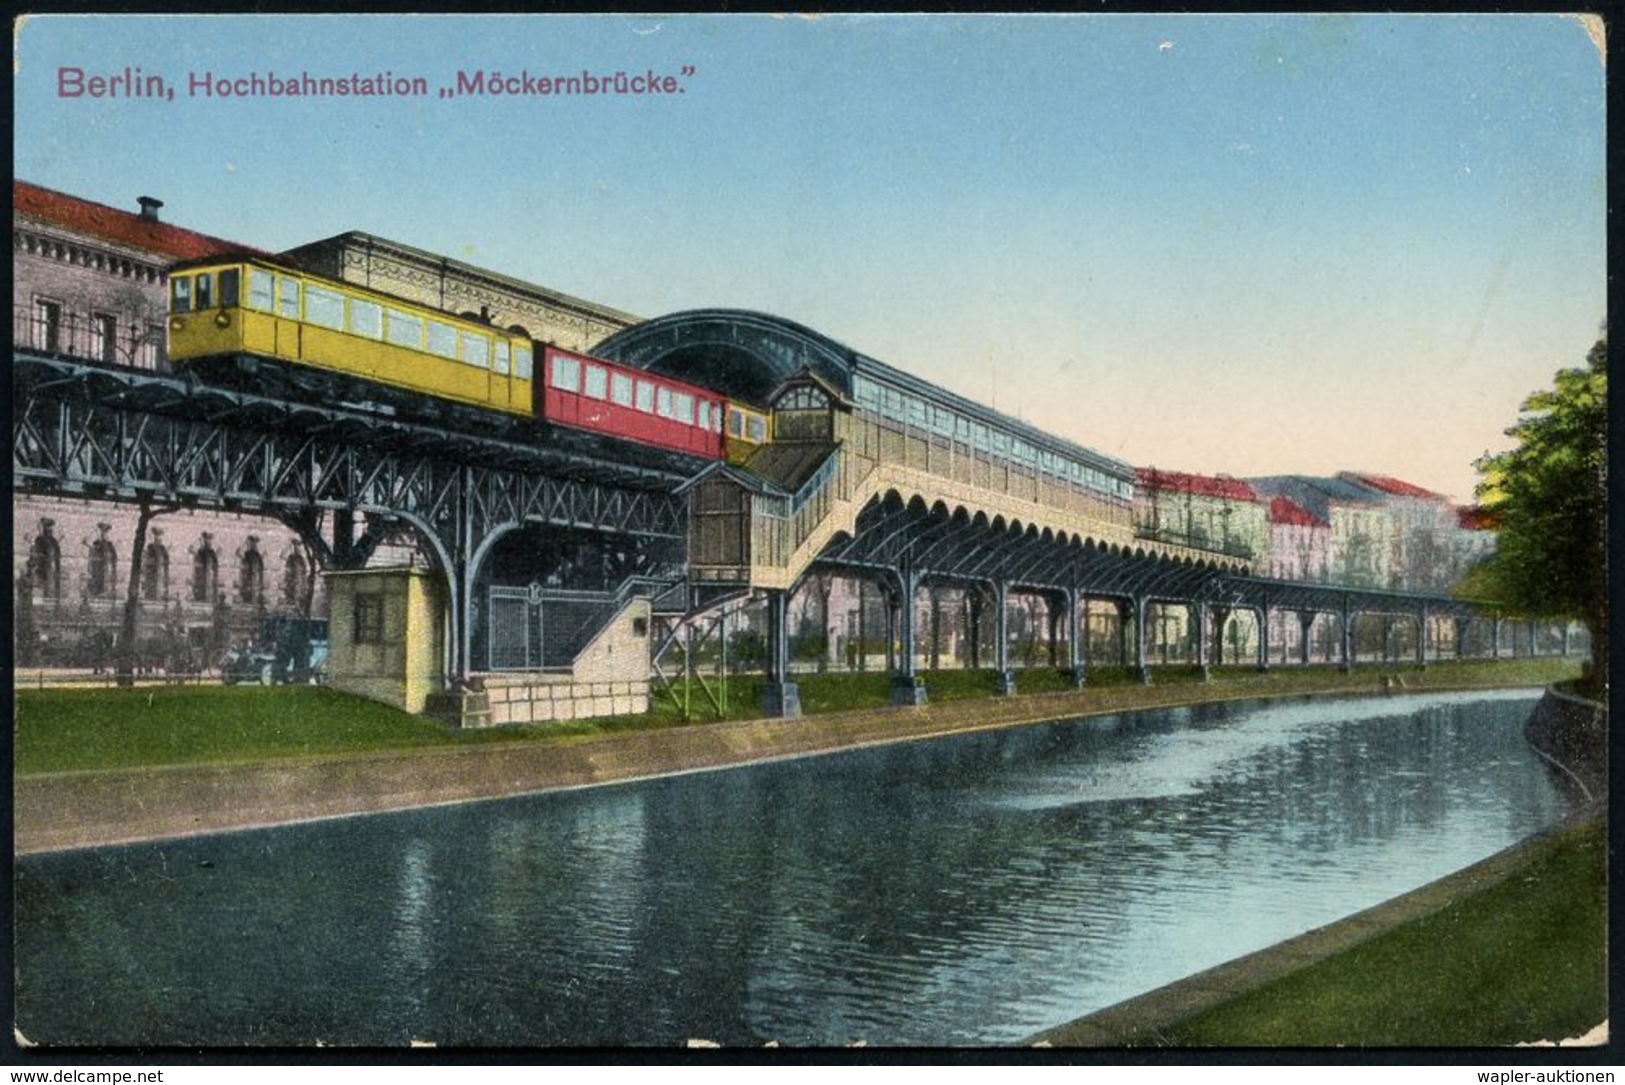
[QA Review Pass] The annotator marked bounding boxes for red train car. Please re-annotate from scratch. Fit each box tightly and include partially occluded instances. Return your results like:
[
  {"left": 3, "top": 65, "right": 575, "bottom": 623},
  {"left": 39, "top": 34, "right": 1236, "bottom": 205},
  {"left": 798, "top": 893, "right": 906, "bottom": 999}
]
[{"left": 541, "top": 346, "right": 727, "bottom": 459}]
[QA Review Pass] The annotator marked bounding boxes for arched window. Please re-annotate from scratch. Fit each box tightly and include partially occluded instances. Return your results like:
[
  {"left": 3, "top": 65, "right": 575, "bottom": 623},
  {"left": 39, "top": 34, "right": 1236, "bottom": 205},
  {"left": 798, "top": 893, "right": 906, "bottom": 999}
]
[
  {"left": 87, "top": 539, "right": 117, "bottom": 597},
  {"left": 239, "top": 549, "right": 264, "bottom": 604},
  {"left": 282, "top": 552, "right": 308, "bottom": 607},
  {"left": 192, "top": 545, "right": 218, "bottom": 603},
  {"left": 141, "top": 544, "right": 169, "bottom": 601},
  {"left": 29, "top": 533, "right": 61, "bottom": 600}
]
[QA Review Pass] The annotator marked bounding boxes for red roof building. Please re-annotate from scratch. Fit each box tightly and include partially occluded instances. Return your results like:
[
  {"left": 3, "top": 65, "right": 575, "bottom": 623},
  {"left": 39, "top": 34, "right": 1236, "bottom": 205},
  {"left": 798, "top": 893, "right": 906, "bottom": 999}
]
[
  {"left": 1341, "top": 472, "right": 1443, "bottom": 500},
  {"left": 14, "top": 180, "right": 251, "bottom": 261},
  {"left": 1456, "top": 506, "right": 1499, "bottom": 531},
  {"left": 1136, "top": 467, "right": 1258, "bottom": 503},
  {"left": 1268, "top": 496, "right": 1327, "bottom": 528}
]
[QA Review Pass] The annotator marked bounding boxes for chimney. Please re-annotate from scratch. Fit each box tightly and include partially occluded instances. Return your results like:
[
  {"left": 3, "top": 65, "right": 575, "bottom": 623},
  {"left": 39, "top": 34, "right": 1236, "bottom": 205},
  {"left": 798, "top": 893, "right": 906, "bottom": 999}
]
[{"left": 137, "top": 196, "right": 163, "bottom": 222}]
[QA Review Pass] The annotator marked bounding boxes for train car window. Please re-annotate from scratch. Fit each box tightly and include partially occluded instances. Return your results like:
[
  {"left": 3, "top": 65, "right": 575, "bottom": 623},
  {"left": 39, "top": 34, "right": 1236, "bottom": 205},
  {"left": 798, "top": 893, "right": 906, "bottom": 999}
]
[
  {"left": 194, "top": 273, "right": 213, "bottom": 310},
  {"left": 635, "top": 380, "right": 655, "bottom": 413},
  {"left": 460, "top": 331, "right": 489, "bottom": 369},
  {"left": 727, "top": 407, "right": 744, "bottom": 437},
  {"left": 695, "top": 401, "right": 710, "bottom": 430},
  {"left": 583, "top": 364, "right": 608, "bottom": 399},
  {"left": 278, "top": 277, "right": 301, "bottom": 319},
  {"left": 218, "top": 269, "right": 240, "bottom": 308},
  {"left": 513, "top": 343, "right": 533, "bottom": 380},
  {"left": 493, "top": 340, "right": 511, "bottom": 375},
  {"left": 610, "top": 372, "right": 633, "bottom": 407},
  {"left": 973, "top": 423, "right": 990, "bottom": 451},
  {"left": 386, "top": 309, "right": 423, "bottom": 349},
  {"left": 551, "top": 354, "right": 581, "bottom": 392},
  {"left": 747, "top": 415, "right": 767, "bottom": 443},
  {"left": 427, "top": 320, "right": 457, "bottom": 359},
  {"left": 349, "top": 298, "right": 383, "bottom": 340},
  {"left": 247, "top": 269, "right": 275, "bottom": 312},
  {"left": 656, "top": 387, "right": 674, "bottom": 419},
  {"left": 170, "top": 277, "right": 192, "bottom": 314},
  {"left": 305, "top": 285, "right": 344, "bottom": 329},
  {"left": 673, "top": 392, "right": 694, "bottom": 425}
]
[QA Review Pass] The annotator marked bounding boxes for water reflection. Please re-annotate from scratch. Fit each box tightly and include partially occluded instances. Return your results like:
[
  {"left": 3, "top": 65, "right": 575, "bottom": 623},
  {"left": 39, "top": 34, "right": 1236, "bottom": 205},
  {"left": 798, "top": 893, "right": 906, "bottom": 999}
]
[{"left": 16, "top": 691, "right": 1564, "bottom": 1047}]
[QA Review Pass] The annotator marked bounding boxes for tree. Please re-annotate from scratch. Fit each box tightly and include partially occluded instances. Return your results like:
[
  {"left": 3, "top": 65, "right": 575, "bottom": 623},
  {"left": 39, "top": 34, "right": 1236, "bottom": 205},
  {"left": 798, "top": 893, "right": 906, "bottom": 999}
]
[{"left": 1470, "top": 338, "right": 1607, "bottom": 694}]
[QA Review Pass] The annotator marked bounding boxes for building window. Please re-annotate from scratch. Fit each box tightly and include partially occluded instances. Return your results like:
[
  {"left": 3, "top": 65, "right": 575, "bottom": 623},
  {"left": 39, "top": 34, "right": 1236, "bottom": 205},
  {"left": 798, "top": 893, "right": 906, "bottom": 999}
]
[
  {"left": 141, "top": 544, "right": 169, "bottom": 601},
  {"left": 239, "top": 549, "right": 265, "bottom": 605},
  {"left": 283, "top": 552, "right": 308, "bottom": 607},
  {"left": 33, "top": 299, "right": 61, "bottom": 352},
  {"left": 87, "top": 538, "right": 118, "bottom": 597},
  {"left": 192, "top": 545, "right": 219, "bottom": 603},
  {"left": 29, "top": 532, "right": 62, "bottom": 600},
  {"left": 92, "top": 313, "right": 118, "bottom": 363},
  {"left": 142, "top": 324, "right": 164, "bottom": 369},
  {"left": 354, "top": 594, "right": 385, "bottom": 645}
]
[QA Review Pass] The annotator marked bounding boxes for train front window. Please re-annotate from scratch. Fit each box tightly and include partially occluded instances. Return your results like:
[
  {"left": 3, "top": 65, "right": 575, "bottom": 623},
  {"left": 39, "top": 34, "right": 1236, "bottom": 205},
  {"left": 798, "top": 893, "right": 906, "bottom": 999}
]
[
  {"left": 728, "top": 408, "right": 744, "bottom": 438},
  {"left": 747, "top": 416, "right": 767, "bottom": 443},
  {"left": 194, "top": 274, "right": 213, "bottom": 310},
  {"left": 170, "top": 277, "right": 192, "bottom": 314},
  {"left": 217, "top": 269, "right": 240, "bottom": 308}
]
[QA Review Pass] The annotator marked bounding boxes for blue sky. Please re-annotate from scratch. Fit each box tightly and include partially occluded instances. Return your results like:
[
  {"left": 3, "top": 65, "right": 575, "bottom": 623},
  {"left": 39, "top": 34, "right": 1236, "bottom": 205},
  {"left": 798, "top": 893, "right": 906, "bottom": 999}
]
[{"left": 14, "top": 13, "right": 1606, "bottom": 501}]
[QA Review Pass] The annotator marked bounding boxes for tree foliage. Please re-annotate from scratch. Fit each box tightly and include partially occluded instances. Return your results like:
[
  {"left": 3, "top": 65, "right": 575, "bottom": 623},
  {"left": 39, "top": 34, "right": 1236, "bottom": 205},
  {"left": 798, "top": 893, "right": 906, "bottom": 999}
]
[{"left": 1471, "top": 338, "right": 1607, "bottom": 686}]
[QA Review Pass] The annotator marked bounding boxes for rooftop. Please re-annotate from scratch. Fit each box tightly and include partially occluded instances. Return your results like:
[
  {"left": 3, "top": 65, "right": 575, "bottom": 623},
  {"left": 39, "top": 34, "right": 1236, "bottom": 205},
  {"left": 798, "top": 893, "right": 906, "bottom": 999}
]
[
  {"left": 1136, "top": 468, "right": 1258, "bottom": 502},
  {"left": 1268, "top": 496, "right": 1328, "bottom": 528},
  {"left": 14, "top": 180, "right": 252, "bottom": 261}
]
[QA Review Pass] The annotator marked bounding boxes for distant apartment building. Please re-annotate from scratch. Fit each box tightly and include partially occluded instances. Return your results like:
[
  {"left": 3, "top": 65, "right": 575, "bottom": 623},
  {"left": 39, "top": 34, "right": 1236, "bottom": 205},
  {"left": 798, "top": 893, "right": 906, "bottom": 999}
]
[
  {"left": 1265, "top": 496, "right": 1330, "bottom": 582},
  {"left": 1338, "top": 473, "right": 1461, "bottom": 592},
  {"left": 1248, "top": 475, "right": 1395, "bottom": 590},
  {"left": 1133, "top": 468, "right": 1268, "bottom": 567}
]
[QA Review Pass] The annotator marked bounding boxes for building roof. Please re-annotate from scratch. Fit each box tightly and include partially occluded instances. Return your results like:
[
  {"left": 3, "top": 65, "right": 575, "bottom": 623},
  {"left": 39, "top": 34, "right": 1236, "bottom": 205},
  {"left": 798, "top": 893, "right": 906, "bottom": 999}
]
[
  {"left": 1268, "top": 496, "right": 1328, "bottom": 528},
  {"left": 1136, "top": 467, "right": 1258, "bottom": 502},
  {"left": 14, "top": 180, "right": 252, "bottom": 260},
  {"left": 1248, "top": 475, "right": 1382, "bottom": 522},
  {"left": 1456, "top": 505, "right": 1499, "bottom": 531},
  {"left": 1340, "top": 472, "right": 1444, "bottom": 500}
]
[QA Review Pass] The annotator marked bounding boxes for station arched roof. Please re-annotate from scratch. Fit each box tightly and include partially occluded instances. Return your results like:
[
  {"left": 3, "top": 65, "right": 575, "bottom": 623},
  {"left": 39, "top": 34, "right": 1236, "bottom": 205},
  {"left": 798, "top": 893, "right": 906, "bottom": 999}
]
[{"left": 591, "top": 309, "right": 864, "bottom": 407}]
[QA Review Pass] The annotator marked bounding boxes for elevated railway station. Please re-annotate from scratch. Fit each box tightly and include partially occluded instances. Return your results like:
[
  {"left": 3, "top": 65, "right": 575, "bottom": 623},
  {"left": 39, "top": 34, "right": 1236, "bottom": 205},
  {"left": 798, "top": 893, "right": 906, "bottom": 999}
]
[{"left": 13, "top": 306, "right": 1555, "bottom": 726}]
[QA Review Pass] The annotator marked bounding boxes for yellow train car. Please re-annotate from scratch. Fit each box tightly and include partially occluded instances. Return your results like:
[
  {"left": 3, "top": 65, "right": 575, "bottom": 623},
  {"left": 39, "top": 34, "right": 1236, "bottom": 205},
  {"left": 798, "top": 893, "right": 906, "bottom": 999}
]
[
  {"left": 167, "top": 254, "right": 536, "bottom": 417},
  {"left": 725, "top": 401, "right": 772, "bottom": 464}
]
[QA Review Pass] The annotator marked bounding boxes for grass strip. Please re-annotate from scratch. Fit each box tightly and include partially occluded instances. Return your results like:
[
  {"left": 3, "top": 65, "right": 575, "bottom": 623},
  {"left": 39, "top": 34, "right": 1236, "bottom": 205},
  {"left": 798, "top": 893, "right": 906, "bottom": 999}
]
[
  {"left": 15, "top": 657, "right": 1580, "bottom": 777},
  {"left": 1148, "top": 819, "right": 1608, "bottom": 1047}
]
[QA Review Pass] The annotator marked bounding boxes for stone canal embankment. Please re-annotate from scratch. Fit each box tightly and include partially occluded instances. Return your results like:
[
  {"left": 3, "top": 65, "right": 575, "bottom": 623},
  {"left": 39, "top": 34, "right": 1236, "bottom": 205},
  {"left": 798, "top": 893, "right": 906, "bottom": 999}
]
[{"left": 14, "top": 670, "right": 1560, "bottom": 856}]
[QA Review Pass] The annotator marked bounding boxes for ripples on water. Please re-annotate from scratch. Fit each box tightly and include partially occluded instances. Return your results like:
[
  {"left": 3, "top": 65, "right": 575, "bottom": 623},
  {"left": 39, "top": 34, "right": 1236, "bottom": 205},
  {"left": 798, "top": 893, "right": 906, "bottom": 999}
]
[{"left": 15, "top": 691, "right": 1565, "bottom": 1047}]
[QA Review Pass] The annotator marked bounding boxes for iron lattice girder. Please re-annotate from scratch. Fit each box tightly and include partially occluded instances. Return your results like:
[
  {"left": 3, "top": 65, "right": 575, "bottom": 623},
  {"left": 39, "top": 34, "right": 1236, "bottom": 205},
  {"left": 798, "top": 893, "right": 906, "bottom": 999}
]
[
  {"left": 808, "top": 494, "right": 1479, "bottom": 622},
  {"left": 1211, "top": 576, "right": 1481, "bottom": 620},
  {"left": 13, "top": 354, "right": 688, "bottom": 554}
]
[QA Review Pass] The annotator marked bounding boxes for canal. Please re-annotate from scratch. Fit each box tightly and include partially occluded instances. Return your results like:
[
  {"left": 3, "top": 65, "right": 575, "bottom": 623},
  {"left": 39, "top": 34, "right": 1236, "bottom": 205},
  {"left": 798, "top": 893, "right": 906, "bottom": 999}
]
[{"left": 15, "top": 690, "right": 1567, "bottom": 1047}]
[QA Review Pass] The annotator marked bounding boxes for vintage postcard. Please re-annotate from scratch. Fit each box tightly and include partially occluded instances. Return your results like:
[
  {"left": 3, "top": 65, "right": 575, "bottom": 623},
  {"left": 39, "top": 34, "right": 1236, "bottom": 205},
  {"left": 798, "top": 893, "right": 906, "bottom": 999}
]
[{"left": 10, "top": 12, "right": 1608, "bottom": 1060}]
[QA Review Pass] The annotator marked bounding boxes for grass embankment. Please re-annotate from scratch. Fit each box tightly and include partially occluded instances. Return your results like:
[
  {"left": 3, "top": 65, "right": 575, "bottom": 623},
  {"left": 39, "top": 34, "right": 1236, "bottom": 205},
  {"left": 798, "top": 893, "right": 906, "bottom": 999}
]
[
  {"left": 15, "top": 657, "right": 1580, "bottom": 777},
  {"left": 1147, "top": 819, "right": 1608, "bottom": 1048}
]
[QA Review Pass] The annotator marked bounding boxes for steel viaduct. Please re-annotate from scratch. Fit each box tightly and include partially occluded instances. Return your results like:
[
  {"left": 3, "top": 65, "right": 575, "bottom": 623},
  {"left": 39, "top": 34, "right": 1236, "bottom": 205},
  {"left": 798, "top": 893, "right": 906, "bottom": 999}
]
[{"left": 12, "top": 310, "right": 1534, "bottom": 722}]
